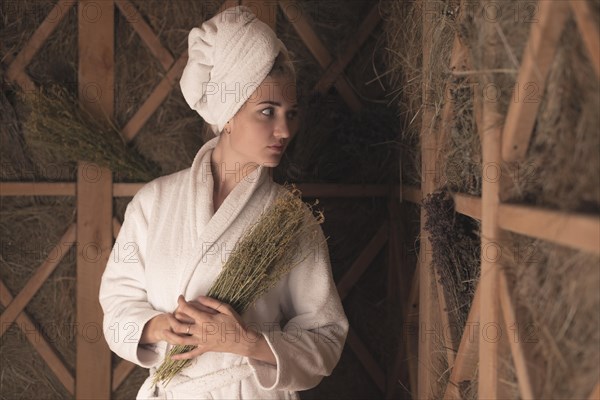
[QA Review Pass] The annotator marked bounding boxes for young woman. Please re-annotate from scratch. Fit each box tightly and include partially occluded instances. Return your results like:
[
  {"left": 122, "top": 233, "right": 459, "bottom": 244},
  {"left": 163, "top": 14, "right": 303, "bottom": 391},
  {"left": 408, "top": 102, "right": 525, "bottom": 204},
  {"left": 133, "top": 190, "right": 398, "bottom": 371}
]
[{"left": 99, "top": 6, "right": 348, "bottom": 399}]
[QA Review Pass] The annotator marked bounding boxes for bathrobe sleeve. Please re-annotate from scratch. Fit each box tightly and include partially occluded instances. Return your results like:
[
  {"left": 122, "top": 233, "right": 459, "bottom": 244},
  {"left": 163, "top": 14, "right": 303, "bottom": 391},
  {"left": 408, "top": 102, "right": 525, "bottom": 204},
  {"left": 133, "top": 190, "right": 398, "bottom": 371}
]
[
  {"left": 99, "top": 183, "right": 164, "bottom": 368},
  {"left": 247, "top": 219, "right": 349, "bottom": 391}
]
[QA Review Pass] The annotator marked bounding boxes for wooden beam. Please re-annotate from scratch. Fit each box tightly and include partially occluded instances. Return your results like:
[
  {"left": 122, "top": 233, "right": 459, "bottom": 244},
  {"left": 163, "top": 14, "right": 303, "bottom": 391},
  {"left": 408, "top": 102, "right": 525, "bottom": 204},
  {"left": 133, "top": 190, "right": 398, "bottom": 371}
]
[
  {"left": 434, "top": 266, "right": 457, "bottom": 365},
  {"left": 498, "top": 271, "right": 535, "bottom": 399},
  {"left": 432, "top": 12, "right": 474, "bottom": 368},
  {"left": 417, "top": 0, "right": 442, "bottom": 396},
  {"left": 76, "top": 162, "right": 112, "bottom": 399},
  {"left": 298, "top": 184, "right": 393, "bottom": 198},
  {"left": 4, "top": 70, "right": 37, "bottom": 92},
  {"left": 242, "top": 0, "right": 277, "bottom": 31},
  {"left": 0, "top": 182, "right": 77, "bottom": 196},
  {"left": 501, "top": 0, "right": 570, "bottom": 162},
  {"left": 112, "top": 359, "right": 137, "bottom": 391},
  {"left": 2, "top": 54, "right": 36, "bottom": 92},
  {"left": 113, "top": 183, "right": 402, "bottom": 198},
  {"left": 455, "top": 194, "right": 600, "bottom": 256},
  {"left": 113, "top": 182, "right": 145, "bottom": 197},
  {"left": 393, "top": 186, "right": 600, "bottom": 255},
  {"left": 0, "top": 182, "right": 406, "bottom": 199},
  {"left": 336, "top": 222, "right": 389, "bottom": 300},
  {"left": 115, "top": 0, "right": 175, "bottom": 70},
  {"left": 346, "top": 326, "right": 386, "bottom": 393},
  {"left": 443, "top": 285, "right": 480, "bottom": 400},
  {"left": 77, "top": 0, "right": 114, "bottom": 396},
  {"left": 478, "top": 13, "right": 503, "bottom": 396},
  {"left": 385, "top": 200, "right": 409, "bottom": 400},
  {"left": 0, "top": 280, "right": 75, "bottom": 395},
  {"left": 0, "top": 224, "right": 76, "bottom": 337},
  {"left": 79, "top": 0, "right": 114, "bottom": 118},
  {"left": 498, "top": 203, "right": 600, "bottom": 256},
  {"left": 5, "top": 0, "right": 75, "bottom": 91},
  {"left": 314, "top": 4, "right": 381, "bottom": 95},
  {"left": 453, "top": 192, "right": 481, "bottom": 220},
  {"left": 278, "top": 0, "right": 362, "bottom": 112},
  {"left": 571, "top": 0, "right": 600, "bottom": 77},
  {"left": 403, "top": 261, "right": 420, "bottom": 400}
]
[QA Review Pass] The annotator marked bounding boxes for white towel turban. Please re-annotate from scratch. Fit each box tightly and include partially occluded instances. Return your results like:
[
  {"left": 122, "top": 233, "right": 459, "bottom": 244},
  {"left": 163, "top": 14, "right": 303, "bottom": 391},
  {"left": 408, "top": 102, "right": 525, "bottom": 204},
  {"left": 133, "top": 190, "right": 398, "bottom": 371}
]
[{"left": 180, "top": 5, "right": 290, "bottom": 135}]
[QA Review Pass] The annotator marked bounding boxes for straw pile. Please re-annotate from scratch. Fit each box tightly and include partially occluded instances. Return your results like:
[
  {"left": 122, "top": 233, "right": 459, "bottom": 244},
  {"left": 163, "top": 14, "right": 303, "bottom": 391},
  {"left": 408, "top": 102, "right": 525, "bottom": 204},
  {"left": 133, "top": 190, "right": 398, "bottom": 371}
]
[
  {"left": 380, "top": 0, "right": 424, "bottom": 188},
  {"left": 0, "top": 196, "right": 76, "bottom": 399},
  {"left": 502, "top": 233, "right": 600, "bottom": 398}
]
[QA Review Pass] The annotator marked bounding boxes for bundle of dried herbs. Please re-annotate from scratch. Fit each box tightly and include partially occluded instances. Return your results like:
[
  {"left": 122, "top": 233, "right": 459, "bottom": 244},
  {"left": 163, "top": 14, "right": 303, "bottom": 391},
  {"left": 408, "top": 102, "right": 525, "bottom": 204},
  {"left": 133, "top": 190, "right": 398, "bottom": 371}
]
[
  {"left": 19, "top": 85, "right": 160, "bottom": 181},
  {"left": 153, "top": 185, "right": 325, "bottom": 386}
]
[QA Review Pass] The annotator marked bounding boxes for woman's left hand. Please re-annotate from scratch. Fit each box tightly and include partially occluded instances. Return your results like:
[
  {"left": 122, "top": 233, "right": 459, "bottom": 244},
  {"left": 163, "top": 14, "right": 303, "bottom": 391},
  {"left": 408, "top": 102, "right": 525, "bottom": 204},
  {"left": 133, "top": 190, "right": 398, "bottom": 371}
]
[{"left": 166, "top": 295, "right": 260, "bottom": 360}]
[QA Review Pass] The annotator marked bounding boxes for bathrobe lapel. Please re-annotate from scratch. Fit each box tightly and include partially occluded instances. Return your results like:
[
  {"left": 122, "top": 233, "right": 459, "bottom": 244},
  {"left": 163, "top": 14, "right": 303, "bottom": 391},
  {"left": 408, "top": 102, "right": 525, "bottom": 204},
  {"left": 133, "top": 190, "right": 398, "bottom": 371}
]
[{"left": 177, "top": 137, "right": 271, "bottom": 296}]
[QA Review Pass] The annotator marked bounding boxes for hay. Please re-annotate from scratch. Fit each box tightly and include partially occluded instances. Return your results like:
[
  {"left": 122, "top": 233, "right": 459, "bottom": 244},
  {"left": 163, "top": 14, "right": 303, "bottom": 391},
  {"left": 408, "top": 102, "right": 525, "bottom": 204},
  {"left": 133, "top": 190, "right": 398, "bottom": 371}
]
[
  {"left": 437, "top": 69, "right": 482, "bottom": 196},
  {"left": 501, "top": 232, "right": 600, "bottom": 399},
  {"left": 0, "top": 88, "right": 36, "bottom": 181},
  {"left": 423, "top": 189, "right": 480, "bottom": 331},
  {"left": 502, "top": 19, "right": 600, "bottom": 212},
  {"left": 0, "top": 325, "right": 71, "bottom": 399},
  {"left": 0, "top": 196, "right": 76, "bottom": 398},
  {"left": 462, "top": 1, "right": 600, "bottom": 211},
  {"left": 381, "top": 0, "right": 424, "bottom": 186}
]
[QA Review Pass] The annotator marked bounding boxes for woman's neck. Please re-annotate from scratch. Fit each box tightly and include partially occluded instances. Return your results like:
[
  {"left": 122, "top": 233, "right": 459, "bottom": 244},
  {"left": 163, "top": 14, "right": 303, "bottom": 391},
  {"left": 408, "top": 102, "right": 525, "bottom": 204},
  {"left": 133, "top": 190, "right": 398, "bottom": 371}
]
[{"left": 210, "top": 141, "right": 259, "bottom": 197}]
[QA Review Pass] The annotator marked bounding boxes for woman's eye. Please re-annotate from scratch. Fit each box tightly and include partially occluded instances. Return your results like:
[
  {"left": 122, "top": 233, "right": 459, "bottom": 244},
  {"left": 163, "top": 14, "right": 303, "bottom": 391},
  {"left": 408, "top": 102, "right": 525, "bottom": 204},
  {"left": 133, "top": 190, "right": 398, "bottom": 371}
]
[
  {"left": 261, "top": 108, "right": 274, "bottom": 117},
  {"left": 287, "top": 111, "right": 298, "bottom": 120}
]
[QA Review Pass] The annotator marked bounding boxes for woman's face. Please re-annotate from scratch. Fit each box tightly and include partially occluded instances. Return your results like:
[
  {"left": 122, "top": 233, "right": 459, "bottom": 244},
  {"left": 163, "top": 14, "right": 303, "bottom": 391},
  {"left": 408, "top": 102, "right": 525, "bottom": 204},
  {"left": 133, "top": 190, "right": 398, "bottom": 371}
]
[{"left": 224, "top": 74, "right": 299, "bottom": 168}]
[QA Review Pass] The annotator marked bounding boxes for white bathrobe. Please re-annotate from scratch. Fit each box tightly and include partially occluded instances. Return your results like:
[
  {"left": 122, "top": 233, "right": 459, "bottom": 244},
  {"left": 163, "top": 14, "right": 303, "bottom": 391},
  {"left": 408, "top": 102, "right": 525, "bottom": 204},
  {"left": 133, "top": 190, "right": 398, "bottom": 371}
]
[{"left": 99, "top": 136, "right": 349, "bottom": 399}]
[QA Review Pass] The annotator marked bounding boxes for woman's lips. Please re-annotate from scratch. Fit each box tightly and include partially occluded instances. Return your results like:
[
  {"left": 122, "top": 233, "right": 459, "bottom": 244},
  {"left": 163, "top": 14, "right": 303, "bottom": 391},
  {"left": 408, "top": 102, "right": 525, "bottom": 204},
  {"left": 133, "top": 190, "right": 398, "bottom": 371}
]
[{"left": 267, "top": 145, "right": 284, "bottom": 153}]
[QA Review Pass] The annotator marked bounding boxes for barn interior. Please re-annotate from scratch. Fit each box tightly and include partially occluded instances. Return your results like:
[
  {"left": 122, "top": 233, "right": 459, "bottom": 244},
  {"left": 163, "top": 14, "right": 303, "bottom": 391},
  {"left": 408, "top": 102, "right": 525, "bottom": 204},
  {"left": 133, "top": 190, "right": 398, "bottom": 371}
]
[{"left": 1, "top": 0, "right": 599, "bottom": 399}]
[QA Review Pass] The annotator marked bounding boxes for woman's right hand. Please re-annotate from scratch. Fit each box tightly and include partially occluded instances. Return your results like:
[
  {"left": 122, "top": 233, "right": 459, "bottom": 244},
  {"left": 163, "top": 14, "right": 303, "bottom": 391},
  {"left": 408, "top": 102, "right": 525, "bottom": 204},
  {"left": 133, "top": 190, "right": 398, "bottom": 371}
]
[
  {"left": 140, "top": 313, "right": 190, "bottom": 344},
  {"left": 140, "top": 298, "right": 221, "bottom": 345}
]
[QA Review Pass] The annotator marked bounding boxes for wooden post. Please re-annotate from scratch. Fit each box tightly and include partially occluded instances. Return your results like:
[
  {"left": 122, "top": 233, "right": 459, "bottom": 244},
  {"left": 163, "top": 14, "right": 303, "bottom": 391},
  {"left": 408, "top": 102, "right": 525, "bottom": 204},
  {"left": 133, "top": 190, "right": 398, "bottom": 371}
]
[
  {"left": 77, "top": 0, "right": 114, "bottom": 398},
  {"left": 478, "top": 7, "right": 503, "bottom": 397},
  {"left": 385, "top": 199, "right": 411, "bottom": 399},
  {"left": 418, "top": 1, "right": 441, "bottom": 398},
  {"left": 76, "top": 163, "right": 113, "bottom": 399},
  {"left": 501, "top": 0, "right": 570, "bottom": 162}
]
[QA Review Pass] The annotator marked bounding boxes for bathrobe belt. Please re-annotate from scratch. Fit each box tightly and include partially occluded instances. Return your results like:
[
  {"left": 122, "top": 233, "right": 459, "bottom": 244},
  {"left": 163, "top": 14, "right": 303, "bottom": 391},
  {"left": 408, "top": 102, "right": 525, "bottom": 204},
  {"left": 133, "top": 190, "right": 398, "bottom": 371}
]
[{"left": 138, "top": 363, "right": 255, "bottom": 399}]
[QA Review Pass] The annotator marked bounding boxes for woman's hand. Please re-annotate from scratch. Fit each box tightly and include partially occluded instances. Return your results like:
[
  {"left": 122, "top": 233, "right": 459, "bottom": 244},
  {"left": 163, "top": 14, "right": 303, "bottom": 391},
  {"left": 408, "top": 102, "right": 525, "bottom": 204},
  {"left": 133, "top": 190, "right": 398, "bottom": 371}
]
[
  {"left": 140, "top": 313, "right": 190, "bottom": 345},
  {"left": 173, "top": 298, "right": 218, "bottom": 324},
  {"left": 166, "top": 295, "right": 276, "bottom": 365}
]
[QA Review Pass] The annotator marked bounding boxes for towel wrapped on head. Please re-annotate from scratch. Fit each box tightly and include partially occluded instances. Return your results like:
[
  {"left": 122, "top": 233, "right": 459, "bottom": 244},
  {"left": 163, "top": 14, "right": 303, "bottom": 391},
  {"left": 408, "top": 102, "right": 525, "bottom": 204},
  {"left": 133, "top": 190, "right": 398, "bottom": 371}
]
[{"left": 180, "top": 5, "right": 291, "bottom": 136}]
